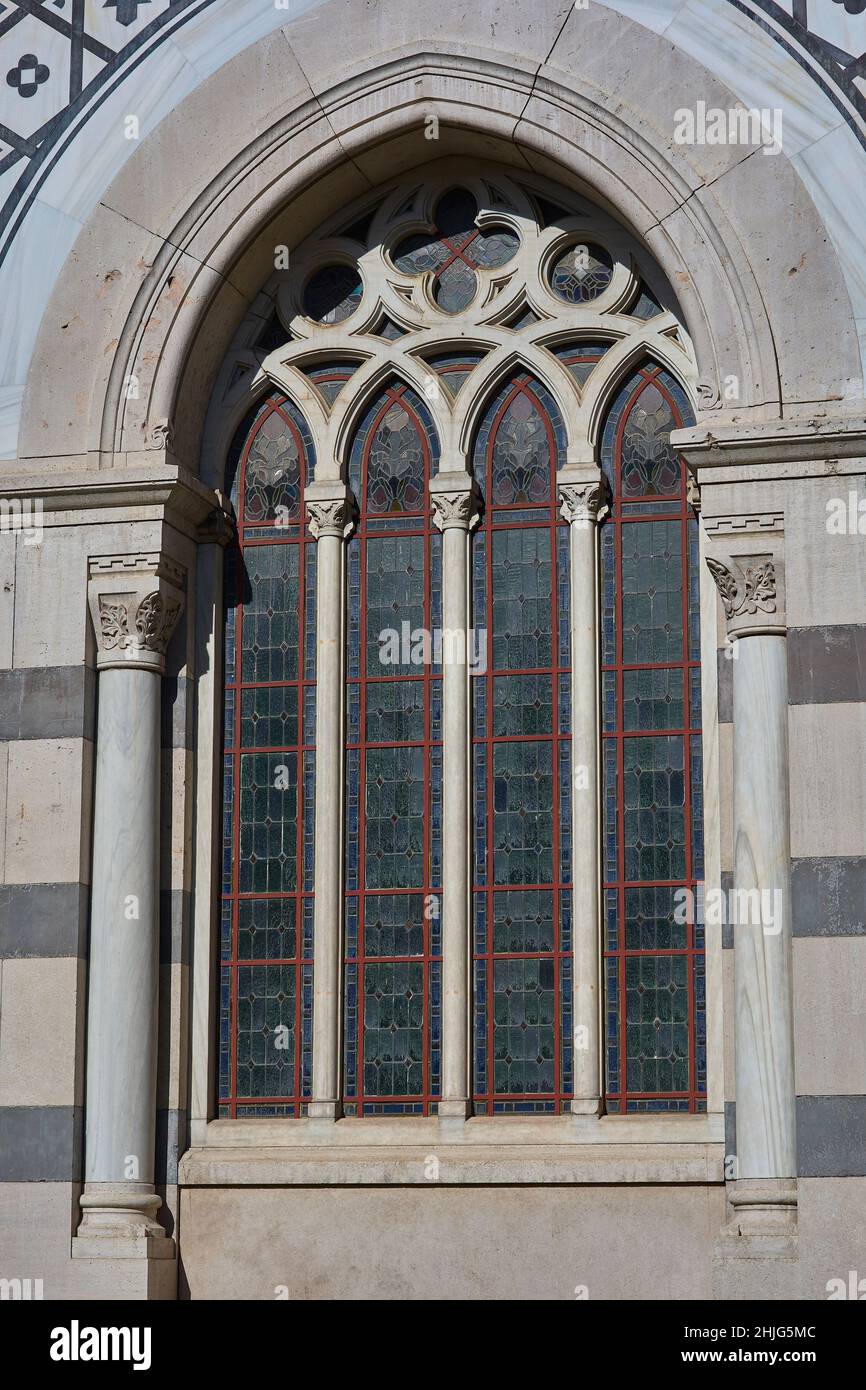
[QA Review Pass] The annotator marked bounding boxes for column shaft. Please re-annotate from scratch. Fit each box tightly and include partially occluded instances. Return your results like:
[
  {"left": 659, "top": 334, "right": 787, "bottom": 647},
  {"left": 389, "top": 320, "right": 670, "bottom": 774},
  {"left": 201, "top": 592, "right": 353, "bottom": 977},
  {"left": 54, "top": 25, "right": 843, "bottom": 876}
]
[
  {"left": 733, "top": 635, "right": 796, "bottom": 1178},
  {"left": 310, "top": 530, "right": 345, "bottom": 1115},
  {"left": 439, "top": 524, "right": 471, "bottom": 1116},
  {"left": 86, "top": 668, "right": 161, "bottom": 1185},
  {"left": 568, "top": 517, "right": 602, "bottom": 1115}
]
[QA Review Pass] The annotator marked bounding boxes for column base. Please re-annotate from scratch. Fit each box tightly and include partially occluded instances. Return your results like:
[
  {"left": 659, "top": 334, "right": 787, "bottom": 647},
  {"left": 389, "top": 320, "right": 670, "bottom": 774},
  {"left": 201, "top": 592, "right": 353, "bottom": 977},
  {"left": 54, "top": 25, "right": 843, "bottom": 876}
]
[
  {"left": 306, "top": 1100, "right": 343, "bottom": 1120},
  {"left": 570, "top": 1097, "right": 602, "bottom": 1118},
  {"left": 437, "top": 1099, "right": 472, "bottom": 1120},
  {"left": 72, "top": 1183, "right": 175, "bottom": 1262},
  {"left": 717, "top": 1179, "right": 798, "bottom": 1258}
]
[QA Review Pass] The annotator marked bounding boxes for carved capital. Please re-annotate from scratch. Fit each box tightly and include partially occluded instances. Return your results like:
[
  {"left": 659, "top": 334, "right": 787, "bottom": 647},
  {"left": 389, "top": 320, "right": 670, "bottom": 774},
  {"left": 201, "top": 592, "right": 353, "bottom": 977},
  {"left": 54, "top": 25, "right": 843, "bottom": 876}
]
[
  {"left": 706, "top": 552, "right": 785, "bottom": 639},
  {"left": 704, "top": 512, "right": 786, "bottom": 638},
  {"left": 305, "top": 485, "right": 356, "bottom": 540},
  {"left": 558, "top": 477, "right": 610, "bottom": 525},
  {"left": 429, "top": 474, "right": 482, "bottom": 532},
  {"left": 88, "top": 553, "right": 185, "bottom": 673}
]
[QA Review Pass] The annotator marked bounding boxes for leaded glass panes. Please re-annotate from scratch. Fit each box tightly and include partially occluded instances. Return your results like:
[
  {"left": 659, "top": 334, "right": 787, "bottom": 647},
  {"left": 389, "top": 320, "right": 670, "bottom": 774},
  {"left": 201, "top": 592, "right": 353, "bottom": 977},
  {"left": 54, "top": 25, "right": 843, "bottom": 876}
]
[
  {"left": 344, "top": 382, "right": 442, "bottom": 1114},
  {"left": 549, "top": 241, "right": 613, "bottom": 303},
  {"left": 600, "top": 362, "right": 705, "bottom": 1113},
  {"left": 393, "top": 188, "right": 519, "bottom": 314},
  {"left": 220, "top": 392, "right": 316, "bottom": 1116},
  {"left": 472, "top": 373, "right": 571, "bottom": 1113}
]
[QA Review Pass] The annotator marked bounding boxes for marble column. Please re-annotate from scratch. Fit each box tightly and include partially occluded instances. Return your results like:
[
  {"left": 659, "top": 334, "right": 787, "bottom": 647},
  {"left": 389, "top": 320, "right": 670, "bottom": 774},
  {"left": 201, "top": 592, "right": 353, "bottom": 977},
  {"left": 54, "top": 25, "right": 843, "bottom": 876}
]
[
  {"left": 430, "top": 474, "right": 482, "bottom": 1120},
  {"left": 707, "top": 531, "right": 797, "bottom": 1245},
  {"left": 306, "top": 484, "right": 355, "bottom": 1120},
  {"left": 558, "top": 471, "right": 610, "bottom": 1118},
  {"left": 74, "top": 553, "right": 184, "bottom": 1262}
]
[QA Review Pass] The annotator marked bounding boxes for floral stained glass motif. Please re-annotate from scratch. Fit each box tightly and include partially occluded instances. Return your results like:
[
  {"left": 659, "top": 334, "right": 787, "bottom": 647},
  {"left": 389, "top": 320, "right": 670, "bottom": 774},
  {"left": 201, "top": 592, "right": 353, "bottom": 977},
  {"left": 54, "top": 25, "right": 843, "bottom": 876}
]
[
  {"left": 550, "top": 241, "right": 613, "bottom": 304},
  {"left": 472, "top": 374, "right": 572, "bottom": 1113},
  {"left": 393, "top": 188, "right": 519, "bottom": 314},
  {"left": 219, "top": 393, "right": 317, "bottom": 1117},
  {"left": 600, "top": 362, "right": 704, "bottom": 1113},
  {"left": 345, "top": 382, "right": 442, "bottom": 1114}
]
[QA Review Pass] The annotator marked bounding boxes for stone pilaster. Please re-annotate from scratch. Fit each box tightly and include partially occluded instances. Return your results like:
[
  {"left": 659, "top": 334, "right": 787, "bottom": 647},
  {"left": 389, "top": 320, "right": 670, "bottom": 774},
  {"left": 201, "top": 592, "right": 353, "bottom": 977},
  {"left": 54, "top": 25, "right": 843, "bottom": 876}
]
[
  {"left": 305, "top": 483, "right": 356, "bottom": 1120},
  {"left": 704, "top": 515, "right": 797, "bottom": 1253},
  {"left": 430, "top": 473, "right": 482, "bottom": 1120},
  {"left": 74, "top": 552, "right": 184, "bottom": 1289},
  {"left": 558, "top": 470, "right": 610, "bottom": 1118}
]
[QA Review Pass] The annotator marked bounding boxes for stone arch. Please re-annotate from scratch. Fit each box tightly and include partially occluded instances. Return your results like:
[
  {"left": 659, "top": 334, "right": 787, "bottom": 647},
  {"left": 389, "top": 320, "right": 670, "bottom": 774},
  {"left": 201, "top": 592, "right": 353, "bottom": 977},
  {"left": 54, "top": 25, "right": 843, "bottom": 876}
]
[{"left": 17, "top": 4, "right": 863, "bottom": 476}]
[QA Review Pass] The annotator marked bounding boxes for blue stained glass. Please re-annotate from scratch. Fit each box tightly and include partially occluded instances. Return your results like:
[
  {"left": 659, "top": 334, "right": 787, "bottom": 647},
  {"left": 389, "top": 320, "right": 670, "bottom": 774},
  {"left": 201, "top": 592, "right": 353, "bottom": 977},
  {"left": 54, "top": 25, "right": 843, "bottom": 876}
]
[
  {"left": 550, "top": 241, "right": 613, "bottom": 303},
  {"left": 492, "top": 741, "right": 554, "bottom": 886},
  {"left": 222, "top": 753, "right": 234, "bottom": 895},
  {"left": 691, "top": 734, "right": 704, "bottom": 881},
  {"left": 218, "top": 964, "right": 232, "bottom": 1102},
  {"left": 303, "top": 751, "right": 315, "bottom": 891},
  {"left": 559, "top": 739, "right": 572, "bottom": 886},
  {"left": 603, "top": 738, "right": 618, "bottom": 882}
]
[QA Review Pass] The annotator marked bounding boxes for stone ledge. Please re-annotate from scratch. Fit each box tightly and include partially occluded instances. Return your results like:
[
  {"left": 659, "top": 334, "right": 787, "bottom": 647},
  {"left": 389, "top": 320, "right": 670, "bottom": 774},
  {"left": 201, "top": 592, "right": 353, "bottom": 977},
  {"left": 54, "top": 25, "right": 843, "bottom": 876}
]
[{"left": 180, "top": 1139, "right": 725, "bottom": 1187}]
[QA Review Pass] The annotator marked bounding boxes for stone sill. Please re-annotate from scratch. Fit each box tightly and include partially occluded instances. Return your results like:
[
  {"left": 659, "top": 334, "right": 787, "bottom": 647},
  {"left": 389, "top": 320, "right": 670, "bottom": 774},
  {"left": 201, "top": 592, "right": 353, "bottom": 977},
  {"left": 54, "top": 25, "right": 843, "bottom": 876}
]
[{"left": 181, "top": 1113, "right": 725, "bottom": 1186}]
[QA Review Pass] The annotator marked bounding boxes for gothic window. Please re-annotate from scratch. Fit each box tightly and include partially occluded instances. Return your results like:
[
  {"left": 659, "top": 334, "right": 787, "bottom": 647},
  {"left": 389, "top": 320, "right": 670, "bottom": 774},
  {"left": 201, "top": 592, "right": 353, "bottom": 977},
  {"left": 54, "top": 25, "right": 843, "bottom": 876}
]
[
  {"left": 600, "top": 366, "right": 703, "bottom": 1112},
  {"left": 215, "top": 169, "right": 705, "bottom": 1122},
  {"left": 471, "top": 373, "right": 572, "bottom": 1113},
  {"left": 219, "top": 392, "right": 316, "bottom": 1116},
  {"left": 344, "top": 382, "right": 442, "bottom": 1114}
]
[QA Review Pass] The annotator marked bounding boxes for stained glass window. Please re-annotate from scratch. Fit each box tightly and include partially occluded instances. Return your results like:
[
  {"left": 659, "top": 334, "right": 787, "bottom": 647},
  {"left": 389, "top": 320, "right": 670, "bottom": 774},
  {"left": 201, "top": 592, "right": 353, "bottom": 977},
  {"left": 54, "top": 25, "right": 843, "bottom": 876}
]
[
  {"left": 344, "top": 381, "right": 442, "bottom": 1114},
  {"left": 549, "top": 241, "right": 613, "bottom": 304},
  {"left": 600, "top": 363, "right": 705, "bottom": 1113},
  {"left": 219, "top": 392, "right": 317, "bottom": 1116},
  {"left": 304, "top": 265, "right": 363, "bottom": 324},
  {"left": 471, "top": 373, "right": 573, "bottom": 1113},
  {"left": 393, "top": 188, "right": 519, "bottom": 313}
]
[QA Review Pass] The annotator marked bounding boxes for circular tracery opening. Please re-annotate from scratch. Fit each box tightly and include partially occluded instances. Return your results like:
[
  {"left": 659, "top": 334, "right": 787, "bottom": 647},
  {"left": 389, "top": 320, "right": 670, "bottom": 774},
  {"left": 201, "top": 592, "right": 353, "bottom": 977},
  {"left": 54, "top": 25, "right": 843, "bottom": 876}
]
[
  {"left": 392, "top": 187, "right": 519, "bottom": 313},
  {"left": 303, "top": 264, "right": 363, "bottom": 323},
  {"left": 549, "top": 241, "right": 614, "bottom": 304}
]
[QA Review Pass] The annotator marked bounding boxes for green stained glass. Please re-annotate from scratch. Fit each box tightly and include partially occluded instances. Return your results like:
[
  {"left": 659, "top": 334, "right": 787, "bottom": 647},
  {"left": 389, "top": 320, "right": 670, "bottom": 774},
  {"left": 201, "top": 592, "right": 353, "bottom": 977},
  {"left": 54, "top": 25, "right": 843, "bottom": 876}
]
[
  {"left": 237, "top": 898, "right": 297, "bottom": 961},
  {"left": 622, "top": 668, "right": 684, "bottom": 732},
  {"left": 491, "top": 529, "right": 552, "bottom": 670},
  {"left": 364, "top": 895, "right": 425, "bottom": 957},
  {"left": 241, "top": 544, "right": 300, "bottom": 683},
  {"left": 620, "top": 521, "right": 683, "bottom": 664},
  {"left": 235, "top": 963, "right": 297, "bottom": 1097},
  {"left": 365, "top": 679, "right": 425, "bottom": 743},
  {"left": 492, "top": 741, "right": 554, "bottom": 885},
  {"left": 492, "top": 889, "right": 554, "bottom": 953},
  {"left": 240, "top": 685, "right": 298, "bottom": 748},
  {"left": 623, "top": 885, "right": 687, "bottom": 951},
  {"left": 492, "top": 958, "right": 556, "bottom": 1094},
  {"left": 365, "top": 745, "right": 425, "bottom": 889},
  {"left": 238, "top": 752, "right": 298, "bottom": 894},
  {"left": 365, "top": 535, "right": 425, "bottom": 676},
  {"left": 363, "top": 961, "right": 424, "bottom": 1096},
  {"left": 625, "top": 954, "right": 690, "bottom": 1093},
  {"left": 492, "top": 674, "right": 553, "bottom": 736},
  {"left": 623, "top": 736, "right": 685, "bottom": 882}
]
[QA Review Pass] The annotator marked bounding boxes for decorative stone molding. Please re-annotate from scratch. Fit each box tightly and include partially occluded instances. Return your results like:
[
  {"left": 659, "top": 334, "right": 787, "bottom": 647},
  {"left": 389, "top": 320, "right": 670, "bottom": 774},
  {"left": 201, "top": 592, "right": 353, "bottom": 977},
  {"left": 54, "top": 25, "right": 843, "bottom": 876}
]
[
  {"left": 146, "top": 418, "right": 174, "bottom": 451},
  {"left": 88, "top": 553, "right": 186, "bottom": 673},
  {"left": 429, "top": 474, "right": 482, "bottom": 533},
  {"left": 558, "top": 477, "right": 611, "bottom": 525},
  {"left": 703, "top": 516, "right": 786, "bottom": 639},
  {"left": 305, "top": 486, "right": 356, "bottom": 540},
  {"left": 696, "top": 377, "right": 721, "bottom": 410}
]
